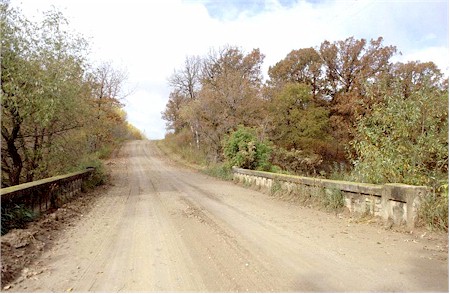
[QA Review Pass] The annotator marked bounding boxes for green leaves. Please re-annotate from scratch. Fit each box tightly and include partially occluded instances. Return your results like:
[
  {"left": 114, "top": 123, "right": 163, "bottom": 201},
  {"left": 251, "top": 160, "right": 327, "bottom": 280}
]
[
  {"left": 269, "top": 83, "right": 331, "bottom": 152},
  {"left": 352, "top": 78, "right": 448, "bottom": 187},
  {"left": 1, "top": 3, "right": 134, "bottom": 187},
  {"left": 223, "top": 126, "right": 272, "bottom": 171}
]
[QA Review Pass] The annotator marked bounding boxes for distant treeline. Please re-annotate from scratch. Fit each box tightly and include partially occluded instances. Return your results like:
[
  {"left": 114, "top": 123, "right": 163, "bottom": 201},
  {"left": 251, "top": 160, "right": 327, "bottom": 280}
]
[
  {"left": 1, "top": 3, "right": 144, "bottom": 187},
  {"left": 162, "top": 38, "right": 448, "bottom": 189}
]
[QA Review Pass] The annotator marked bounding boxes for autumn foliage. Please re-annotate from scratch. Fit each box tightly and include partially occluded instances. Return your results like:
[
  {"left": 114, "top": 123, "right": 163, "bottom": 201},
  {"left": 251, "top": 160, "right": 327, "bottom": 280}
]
[
  {"left": 1, "top": 3, "right": 143, "bottom": 187},
  {"left": 162, "top": 39, "right": 448, "bottom": 186}
]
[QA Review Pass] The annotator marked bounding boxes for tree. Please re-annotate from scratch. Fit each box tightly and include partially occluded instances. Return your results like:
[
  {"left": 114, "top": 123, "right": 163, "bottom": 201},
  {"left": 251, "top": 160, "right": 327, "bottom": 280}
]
[
  {"left": 168, "top": 55, "right": 201, "bottom": 100},
  {"left": 85, "top": 62, "right": 128, "bottom": 152},
  {"left": 1, "top": 4, "right": 90, "bottom": 186},
  {"left": 351, "top": 78, "right": 448, "bottom": 187},
  {"left": 174, "top": 46, "right": 266, "bottom": 161},
  {"left": 1, "top": 3, "right": 137, "bottom": 187},
  {"left": 201, "top": 46, "right": 264, "bottom": 90},
  {"left": 264, "top": 37, "right": 397, "bottom": 168},
  {"left": 392, "top": 61, "right": 447, "bottom": 99},
  {"left": 223, "top": 126, "right": 272, "bottom": 171},
  {"left": 268, "top": 48, "right": 322, "bottom": 100},
  {"left": 267, "top": 83, "right": 334, "bottom": 175},
  {"left": 161, "top": 91, "right": 189, "bottom": 134},
  {"left": 319, "top": 37, "right": 397, "bottom": 145},
  {"left": 164, "top": 55, "right": 203, "bottom": 147},
  {"left": 268, "top": 83, "right": 330, "bottom": 151}
]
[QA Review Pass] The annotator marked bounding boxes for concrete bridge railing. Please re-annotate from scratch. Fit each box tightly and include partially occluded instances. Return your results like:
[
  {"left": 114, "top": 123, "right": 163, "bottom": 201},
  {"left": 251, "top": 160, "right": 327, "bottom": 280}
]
[
  {"left": 232, "top": 167, "right": 429, "bottom": 229},
  {"left": 1, "top": 168, "right": 95, "bottom": 216}
]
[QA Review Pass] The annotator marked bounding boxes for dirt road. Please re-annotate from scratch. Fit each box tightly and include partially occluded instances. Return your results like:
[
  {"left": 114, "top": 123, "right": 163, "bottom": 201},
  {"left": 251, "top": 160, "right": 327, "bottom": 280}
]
[{"left": 6, "top": 140, "right": 448, "bottom": 292}]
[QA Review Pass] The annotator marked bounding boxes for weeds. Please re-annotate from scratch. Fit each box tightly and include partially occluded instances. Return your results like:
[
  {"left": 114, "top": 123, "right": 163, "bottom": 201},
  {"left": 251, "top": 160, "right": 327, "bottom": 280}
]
[
  {"left": 270, "top": 180, "right": 282, "bottom": 195},
  {"left": 75, "top": 157, "right": 108, "bottom": 190},
  {"left": 242, "top": 178, "right": 252, "bottom": 187},
  {"left": 157, "top": 136, "right": 207, "bottom": 167},
  {"left": 321, "top": 188, "right": 345, "bottom": 211},
  {"left": 203, "top": 164, "right": 233, "bottom": 181},
  {"left": 419, "top": 184, "right": 448, "bottom": 231},
  {"left": 1, "top": 204, "right": 38, "bottom": 235}
]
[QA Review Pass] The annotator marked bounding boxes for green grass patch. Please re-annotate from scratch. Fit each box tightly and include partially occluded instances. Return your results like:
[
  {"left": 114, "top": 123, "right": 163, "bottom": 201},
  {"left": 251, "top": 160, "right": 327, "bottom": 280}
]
[
  {"left": 1, "top": 204, "right": 39, "bottom": 235},
  {"left": 202, "top": 164, "right": 233, "bottom": 181}
]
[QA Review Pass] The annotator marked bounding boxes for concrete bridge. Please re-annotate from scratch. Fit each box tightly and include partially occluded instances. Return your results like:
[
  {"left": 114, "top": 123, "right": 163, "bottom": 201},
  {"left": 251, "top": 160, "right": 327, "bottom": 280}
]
[{"left": 1, "top": 140, "right": 448, "bottom": 292}]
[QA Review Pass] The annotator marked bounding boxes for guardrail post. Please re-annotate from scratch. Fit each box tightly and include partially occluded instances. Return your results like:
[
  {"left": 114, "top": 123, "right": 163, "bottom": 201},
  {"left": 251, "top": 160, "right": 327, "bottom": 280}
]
[{"left": 383, "top": 183, "right": 427, "bottom": 229}]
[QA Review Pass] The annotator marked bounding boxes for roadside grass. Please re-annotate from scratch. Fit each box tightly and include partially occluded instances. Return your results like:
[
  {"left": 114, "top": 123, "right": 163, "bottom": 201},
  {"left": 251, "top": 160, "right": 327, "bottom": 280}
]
[
  {"left": 155, "top": 139, "right": 207, "bottom": 169},
  {"left": 322, "top": 188, "right": 345, "bottom": 212},
  {"left": 156, "top": 138, "right": 447, "bottom": 231},
  {"left": 419, "top": 185, "right": 448, "bottom": 231},
  {"left": 1, "top": 204, "right": 39, "bottom": 235},
  {"left": 156, "top": 138, "right": 234, "bottom": 181},
  {"left": 270, "top": 180, "right": 282, "bottom": 195},
  {"left": 203, "top": 164, "right": 233, "bottom": 181}
]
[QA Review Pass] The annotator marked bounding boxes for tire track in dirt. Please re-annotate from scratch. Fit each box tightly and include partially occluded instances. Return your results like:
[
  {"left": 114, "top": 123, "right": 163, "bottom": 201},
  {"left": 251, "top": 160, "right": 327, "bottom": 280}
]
[{"left": 5, "top": 140, "right": 448, "bottom": 292}]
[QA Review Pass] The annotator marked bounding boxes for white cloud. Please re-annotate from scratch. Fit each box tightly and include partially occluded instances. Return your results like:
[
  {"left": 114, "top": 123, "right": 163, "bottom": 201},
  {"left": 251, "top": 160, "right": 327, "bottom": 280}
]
[
  {"left": 394, "top": 46, "right": 450, "bottom": 78},
  {"left": 12, "top": 0, "right": 449, "bottom": 139},
  {"left": 123, "top": 88, "right": 168, "bottom": 139}
]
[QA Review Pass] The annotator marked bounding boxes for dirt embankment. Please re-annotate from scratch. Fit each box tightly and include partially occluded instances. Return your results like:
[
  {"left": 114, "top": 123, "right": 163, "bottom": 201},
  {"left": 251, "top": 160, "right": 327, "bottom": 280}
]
[
  {"left": 1, "top": 184, "right": 110, "bottom": 288},
  {"left": 1, "top": 140, "right": 448, "bottom": 292}
]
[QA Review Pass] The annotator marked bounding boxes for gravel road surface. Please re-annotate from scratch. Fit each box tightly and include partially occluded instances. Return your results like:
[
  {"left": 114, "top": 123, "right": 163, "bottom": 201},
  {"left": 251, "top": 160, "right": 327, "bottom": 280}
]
[{"left": 6, "top": 140, "right": 448, "bottom": 292}]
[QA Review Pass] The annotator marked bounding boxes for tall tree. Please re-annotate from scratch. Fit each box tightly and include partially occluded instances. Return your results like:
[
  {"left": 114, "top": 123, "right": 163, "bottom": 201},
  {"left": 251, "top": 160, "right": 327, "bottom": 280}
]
[
  {"left": 319, "top": 37, "right": 397, "bottom": 144},
  {"left": 1, "top": 3, "right": 136, "bottom": 187},
  {"left": 268, "top": 48, "right": 322, "bottom": 100},
  {"left": 180, "top": 46, "right": 266, "bottom": 160},
  {"left": 1, "top": 4, "right": 90, "bottom": 186},
  {"left": 85, "top": 62, "right": 128, "bottom": 152},
  {"left": 392, "top": 61, "right": 447, "bottom": 99},
  {"left": 168, "top": 55, "right": 202, "bottom": 100},
  {"left": 161, "top": 91, "right": 189, "bottom": 134},
  {"left": 165, "top": 55, "right": 202, "bottom": 147}
]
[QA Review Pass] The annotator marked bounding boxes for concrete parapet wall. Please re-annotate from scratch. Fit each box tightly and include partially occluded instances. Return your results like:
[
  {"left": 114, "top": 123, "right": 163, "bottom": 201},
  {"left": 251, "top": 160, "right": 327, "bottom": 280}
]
[
  {"left": 1, "top": 168, "right": 95, "bottom": 215},
  {"left": 232, "top": 167, "right": 428, "bottom": 228}
]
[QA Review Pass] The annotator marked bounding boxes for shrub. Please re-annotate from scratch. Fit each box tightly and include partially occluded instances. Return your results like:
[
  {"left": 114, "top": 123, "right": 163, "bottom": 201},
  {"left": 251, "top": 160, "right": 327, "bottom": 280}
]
[
  {"left": 351, "top": 79, "right": 448, "bottom": 187},
  {"left": 77, "top": 157, "right": 108, "bottom": 189},
  {"left": 271, "top": 147, "right": 323, "bottom": 176},
  {"left": 223, "top": 126, "right": 272, "bottom": 171}
]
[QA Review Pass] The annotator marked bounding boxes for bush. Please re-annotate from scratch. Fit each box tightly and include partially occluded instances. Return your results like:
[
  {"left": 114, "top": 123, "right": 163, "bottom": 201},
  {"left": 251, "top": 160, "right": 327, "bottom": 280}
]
[
  {"left": 223, "top": 126, "right": 272, "bottom": 171},
  {"left": 76, "top": 157, "right": 108, "bottom": 189},
  {"left": 351, "top": 79, "right": 448, "bottom": 187},
  {"left": 271, "top": 147, "right": 323, "bottom": 176}
]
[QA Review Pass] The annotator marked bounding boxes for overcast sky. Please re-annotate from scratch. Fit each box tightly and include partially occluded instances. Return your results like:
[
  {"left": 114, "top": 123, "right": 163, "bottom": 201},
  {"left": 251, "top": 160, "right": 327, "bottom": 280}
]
[{"left": 11, "top": 0, "right": 449, "bottom": 139}]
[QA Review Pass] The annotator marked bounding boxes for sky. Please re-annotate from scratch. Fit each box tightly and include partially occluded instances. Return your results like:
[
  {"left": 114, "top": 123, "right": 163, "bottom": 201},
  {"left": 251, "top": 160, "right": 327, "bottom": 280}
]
[{"left": 11, "top": 0, "right": 450, "bottom": 139}]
